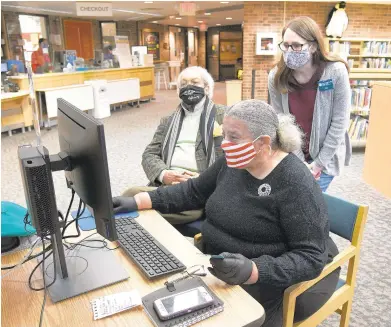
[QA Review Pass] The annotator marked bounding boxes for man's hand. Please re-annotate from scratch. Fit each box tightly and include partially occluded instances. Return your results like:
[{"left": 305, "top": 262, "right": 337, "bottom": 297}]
[
  {"left": 112, "top": 196, "right": 138, "bottom": 214},
  {"left": 183, "top": 171, "right": 199, "bottom": 178},
  {"left": 162, "top": 170, "right": 192, "bottom": 185},
  {"left": 208, "top": 252, "right": 254, "bottom": 285}
]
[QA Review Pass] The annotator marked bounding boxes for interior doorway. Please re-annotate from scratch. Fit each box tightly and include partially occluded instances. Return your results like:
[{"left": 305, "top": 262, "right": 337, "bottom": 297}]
[
  {"left": 219, "top": 31, "right": 242, "bottom": 81},
  {"left": 169, "top": 26, "right": 199, "bottom": 68},
  {"left": 206, "top": 25, "right": 242, "bottom": 81}
]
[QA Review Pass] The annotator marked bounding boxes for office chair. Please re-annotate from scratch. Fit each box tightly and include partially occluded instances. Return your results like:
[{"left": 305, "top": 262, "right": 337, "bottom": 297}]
[
  {"left": 174, "top": 216, "right": 205, "bottom": 238},
  {"left": 283, "top": 193, "right": 368, "bottom": 327}
]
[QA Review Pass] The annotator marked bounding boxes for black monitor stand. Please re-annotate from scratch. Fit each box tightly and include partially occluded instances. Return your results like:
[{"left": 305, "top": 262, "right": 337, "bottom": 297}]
[{"left": 31, "top": 149, "right": 129, "bottom": 303}]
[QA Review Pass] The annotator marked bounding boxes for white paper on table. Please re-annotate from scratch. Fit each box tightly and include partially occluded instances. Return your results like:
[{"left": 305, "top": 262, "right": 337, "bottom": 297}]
[{"left": 91, "top": 290, "right": 142, "bottom": 320}]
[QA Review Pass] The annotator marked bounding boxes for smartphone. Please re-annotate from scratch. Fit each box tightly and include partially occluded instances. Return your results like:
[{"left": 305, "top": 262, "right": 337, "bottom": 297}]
[{"left": 153, "top": 286, "right": 214, "bottom": 321}]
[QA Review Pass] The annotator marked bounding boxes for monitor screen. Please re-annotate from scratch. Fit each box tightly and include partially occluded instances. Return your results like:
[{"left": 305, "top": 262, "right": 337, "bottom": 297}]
[
  {"left": 131, "top": 46, "right": 147, "bottom": 56},
  {"left": 1, "top": 62, "right": 8, "bottom": 73}
]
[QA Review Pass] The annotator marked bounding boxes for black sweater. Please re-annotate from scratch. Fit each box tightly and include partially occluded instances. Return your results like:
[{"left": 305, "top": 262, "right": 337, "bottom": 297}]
[{"left": 148, "top": 154, "right": 338, "bottom": 289}]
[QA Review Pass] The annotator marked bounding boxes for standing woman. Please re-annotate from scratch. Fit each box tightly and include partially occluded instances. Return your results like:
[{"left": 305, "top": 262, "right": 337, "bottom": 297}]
[{"left": 268, "top": 16, "right": 351, "bottom": 192}]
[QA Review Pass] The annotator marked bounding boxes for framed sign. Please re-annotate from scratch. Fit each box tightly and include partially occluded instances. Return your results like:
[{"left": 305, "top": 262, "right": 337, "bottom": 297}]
[
  {"left": 255, "top": 33, "right": 277, "bottom": 55},
  {"left": 143, "top": 31, "right": 160, "bottom": 60}
]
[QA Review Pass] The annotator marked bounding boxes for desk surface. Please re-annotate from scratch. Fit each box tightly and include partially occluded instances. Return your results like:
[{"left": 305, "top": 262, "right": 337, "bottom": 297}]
[
  {"left": 35, "top": 84, "right": 92, "bottom": 92},
  {"left": 1, "top": 210, "right": 265, "bottom": 327},
  {"left": 1, "top": 91, "right": 30, "bottom": 101}
]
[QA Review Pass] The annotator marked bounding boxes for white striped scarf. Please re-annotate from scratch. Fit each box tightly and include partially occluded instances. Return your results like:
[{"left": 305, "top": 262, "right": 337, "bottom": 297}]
[{"left": 162, "top": 97, "right": 217, "bottom": 169}]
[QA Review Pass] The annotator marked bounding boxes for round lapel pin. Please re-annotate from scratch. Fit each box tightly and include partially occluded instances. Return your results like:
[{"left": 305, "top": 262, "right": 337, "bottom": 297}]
[{"left": 258, "top": 183, "right": 271, "bottom": 196}]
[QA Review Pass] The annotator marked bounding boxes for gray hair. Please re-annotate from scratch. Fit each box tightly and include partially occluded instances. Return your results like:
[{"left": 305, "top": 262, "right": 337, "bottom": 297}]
[
  {"left": 225, "top": 100, "right": 303, "bottom": 153},
  {"left": 177, "top": 66, "right": 215, "bottom": 99}
]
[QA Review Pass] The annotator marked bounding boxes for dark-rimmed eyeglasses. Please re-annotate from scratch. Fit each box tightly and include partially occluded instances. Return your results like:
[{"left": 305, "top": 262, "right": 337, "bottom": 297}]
[{"left": 278, "top": 42, "right": 311, "bottom": 52}]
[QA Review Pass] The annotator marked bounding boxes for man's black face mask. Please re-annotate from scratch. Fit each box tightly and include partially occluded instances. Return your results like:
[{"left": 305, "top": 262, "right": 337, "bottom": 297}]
[{"left": 179, "top": 85, "right": 205, "bottom": 106}]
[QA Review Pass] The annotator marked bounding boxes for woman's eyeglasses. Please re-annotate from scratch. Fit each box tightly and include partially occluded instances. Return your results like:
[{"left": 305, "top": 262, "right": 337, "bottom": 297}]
[{"left": 278, "top": 42, "right": 311, "bottom": 52}]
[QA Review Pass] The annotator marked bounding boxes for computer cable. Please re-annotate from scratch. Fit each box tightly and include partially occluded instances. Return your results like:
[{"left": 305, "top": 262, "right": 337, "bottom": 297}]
[
  {"left": 28, "top": 247, "right": 56, "bottom": 292},
  {"left": 105, "top": 245, "right": 120, "bottom": 251},
  {"left": 1, "top": 236, "right": 53, "bottom": 270},
  {"left": 62, "top": 198, "right": 82, "bottom": 237},
  {"left": 38, "top": 238, "right": 47, "bottom": 327},
  {"left": 1, "top": 237, "right": 41, "bottom": 276},
  {"left": 58, "top": 210, "right": 64, "bottom": 221},
  {"left": 62, "top": 199, "right": 85, "bottom": 240},
  {"left": 23, "top": 212, "right": 36, "bottom": 236},
  {"left": 63, "top": 189, "right": 75, "bottom": 226},
  {"left": 64, "top": 232, "right": 119, "bottom": 251},
  {"left": 64, "top": 238, "right": 107, "bottom": 250}
]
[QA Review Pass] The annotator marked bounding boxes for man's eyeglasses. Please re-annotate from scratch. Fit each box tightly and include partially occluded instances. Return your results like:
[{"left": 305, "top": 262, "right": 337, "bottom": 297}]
[{"left": 278, "top": 42, "right": 312, "bottom": 52}]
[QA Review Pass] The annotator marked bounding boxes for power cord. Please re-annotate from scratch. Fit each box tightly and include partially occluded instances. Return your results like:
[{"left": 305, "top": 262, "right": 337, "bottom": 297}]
[
  {"left": 62, "top": 199, "right": 85, "bottom": 240},
  {"left": 1, "top": 239, "right": 53, "bottom": 270},
  {"left": 39, "top": 238, "right": 47, "bottom": 327},
  {"left": 28, "top": 245, "right": 56, "bottom": 291},
  {"left": 4, "top": 192, "right": 118, "bottom": 327},
  {"left": 63, "top": 189, "right": 75, "bottom": 226},
  {"left": 1, "top": 237, "right": 41, "bottom": 276},
  {"left": 64, "top": 232, "right": 120, "bottom": 251},
  {"left": 23, "top": 212, "right": 36, "bottom": 236}
]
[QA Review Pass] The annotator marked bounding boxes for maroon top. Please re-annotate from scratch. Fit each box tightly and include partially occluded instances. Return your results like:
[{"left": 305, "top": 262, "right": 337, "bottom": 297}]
[{"left": 288, "top": 62, "right": 325, "bottom": 160}]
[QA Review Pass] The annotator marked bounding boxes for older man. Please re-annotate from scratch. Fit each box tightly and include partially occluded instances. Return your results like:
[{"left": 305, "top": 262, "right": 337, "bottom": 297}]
[{"left": 123, "top": 66, "right": 226, "bottom": 225}]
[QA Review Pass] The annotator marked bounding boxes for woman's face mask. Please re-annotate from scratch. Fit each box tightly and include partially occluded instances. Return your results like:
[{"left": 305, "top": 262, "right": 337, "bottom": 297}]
[
  {"left": 42, "top": 44, "right": 49, "bottom": 54},
  {"left": 283, "top": 49, "right": 311, "bottom": 70},
  {"left": 221, "top": 135, "right": 262, "bottom": 169}
]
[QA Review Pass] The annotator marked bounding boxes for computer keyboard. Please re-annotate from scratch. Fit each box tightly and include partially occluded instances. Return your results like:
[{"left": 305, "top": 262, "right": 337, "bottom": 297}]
[{"left": 116, "top": 218, "right": 186, "bottom": 279}]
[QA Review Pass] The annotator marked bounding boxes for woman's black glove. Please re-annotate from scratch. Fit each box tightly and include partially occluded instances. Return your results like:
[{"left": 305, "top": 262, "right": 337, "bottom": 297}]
[
  {"left": 112, "top": 196, "right": 138, "bottom": 214},
  {"left": 208, "top": 252, "right": 253, "bottom": 285}
]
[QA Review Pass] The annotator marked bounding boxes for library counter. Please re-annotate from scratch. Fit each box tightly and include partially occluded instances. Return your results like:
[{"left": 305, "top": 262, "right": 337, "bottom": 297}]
[{"left": 8, "top": 66, "right": 155, "bottom": 100}]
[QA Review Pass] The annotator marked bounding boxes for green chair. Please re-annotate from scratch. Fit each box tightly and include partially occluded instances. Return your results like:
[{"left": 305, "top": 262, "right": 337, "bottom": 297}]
[{"left": 283, "top": 193, "right": 369, "bottom": 327}]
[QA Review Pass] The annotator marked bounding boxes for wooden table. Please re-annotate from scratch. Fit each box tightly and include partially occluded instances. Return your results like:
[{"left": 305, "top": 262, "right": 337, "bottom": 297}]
[
  {"left": 1, "top": 91, "right": 33, "bottom": 136},
  {"left": 1, "top": 210, "right": 265, "bottom": 327}
]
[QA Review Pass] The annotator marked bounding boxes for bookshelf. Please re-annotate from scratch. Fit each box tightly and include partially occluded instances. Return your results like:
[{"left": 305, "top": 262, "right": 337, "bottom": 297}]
[
  {"left": 326, "top": 37, "right": 391, "bottom": 69},
  {"left": 326, "top": 37, "right": 391, "bottom": 148}
]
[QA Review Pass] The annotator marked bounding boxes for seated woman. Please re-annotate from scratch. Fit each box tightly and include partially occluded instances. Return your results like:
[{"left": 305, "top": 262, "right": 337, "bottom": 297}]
[{"left": 113, "top": 100, "right": 340, "bottom": 327}]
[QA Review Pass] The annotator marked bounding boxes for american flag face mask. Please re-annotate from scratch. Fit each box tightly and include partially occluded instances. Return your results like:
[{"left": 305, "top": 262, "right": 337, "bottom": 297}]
[{"left": 221, "top": 135, "right": 262, "bottom": 169}]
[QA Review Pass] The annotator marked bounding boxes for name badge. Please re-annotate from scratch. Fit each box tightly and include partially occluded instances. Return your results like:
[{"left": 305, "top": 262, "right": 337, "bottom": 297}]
[{"left": 318, "top": 79, "right": 334, "bottom": 91}]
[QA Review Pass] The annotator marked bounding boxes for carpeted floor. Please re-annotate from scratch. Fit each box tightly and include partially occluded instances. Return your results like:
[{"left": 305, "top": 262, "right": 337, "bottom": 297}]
[{"left": 1, "top": 82, "right": 390, "bottom": 326}]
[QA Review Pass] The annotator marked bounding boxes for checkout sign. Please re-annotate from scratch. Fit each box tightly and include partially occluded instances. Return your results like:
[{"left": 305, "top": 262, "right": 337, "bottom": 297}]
[{"left": 76, "top": 2, "right": 112, "bottom": 17}]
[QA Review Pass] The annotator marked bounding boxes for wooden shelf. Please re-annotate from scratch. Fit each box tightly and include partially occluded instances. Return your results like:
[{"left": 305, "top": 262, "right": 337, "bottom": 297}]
[
  {"left": 348, "top": 54, "right": 391, "bottom": 58},
  {"left": 351, "top": 110, "right": 369, "bottom": 116},
  {"left": 350, "top": 68, "right": 391, "bottom": 73},
  {"left": 349, "top": 72, "right": 391, "bottom": 80},
  {"left": 351, "top": 139, "right": 367, "bottom": 148},
  {"left": 328, "top": 37, "right": 391, "bottom": 42}
]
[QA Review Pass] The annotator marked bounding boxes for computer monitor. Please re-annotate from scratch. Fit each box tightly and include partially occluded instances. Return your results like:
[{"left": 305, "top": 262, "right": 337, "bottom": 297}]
[
  {"left": 1, "top": 62, "right": 8, "bottom": 72},
  {"left": 131, "top": 45, "right": 147, "bottom": 56},
  {"left": 18, "top": 99, "right": 128, "bottom": 303},
  {"left": 57, "top": 98, "right": 117, "bottom": 241}
]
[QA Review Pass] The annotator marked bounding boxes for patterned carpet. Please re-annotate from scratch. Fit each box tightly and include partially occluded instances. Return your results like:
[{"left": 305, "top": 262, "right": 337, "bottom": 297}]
[{"left": 2, "top": 83, "right": 391, "bottom": 326}]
